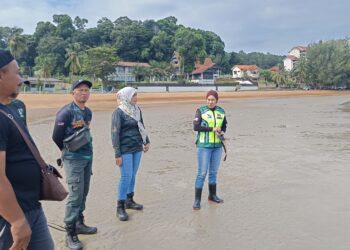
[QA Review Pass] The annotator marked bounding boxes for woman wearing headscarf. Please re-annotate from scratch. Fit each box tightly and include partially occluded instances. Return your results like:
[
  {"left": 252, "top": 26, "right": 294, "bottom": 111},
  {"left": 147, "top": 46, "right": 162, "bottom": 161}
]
[
  {"left": 111, "top": 87, "right": 150, "bottom": 221},
  {"left": 192, "top": 90, "right": 227, "bottom": 210}
]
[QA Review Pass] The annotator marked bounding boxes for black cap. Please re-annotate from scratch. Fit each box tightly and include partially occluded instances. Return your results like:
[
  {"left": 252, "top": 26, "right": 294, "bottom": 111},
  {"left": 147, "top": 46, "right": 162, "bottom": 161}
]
[
  {"left": 71, "top": 79, "right": 92, "bottom": 90},
  {"left": 0, "top": 50, "right": 15, "bottom": 69}
]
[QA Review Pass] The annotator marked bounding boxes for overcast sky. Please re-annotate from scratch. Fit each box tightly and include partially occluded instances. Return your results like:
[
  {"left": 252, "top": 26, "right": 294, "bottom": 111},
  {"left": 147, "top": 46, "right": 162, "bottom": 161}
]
[{"left": 1, "top": 0, "right": 349, "bottom": 55}]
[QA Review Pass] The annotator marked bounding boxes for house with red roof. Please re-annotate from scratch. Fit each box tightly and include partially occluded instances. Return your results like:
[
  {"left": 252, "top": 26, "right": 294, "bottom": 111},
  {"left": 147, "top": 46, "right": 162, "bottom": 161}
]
[
  {"left": 190, "top": 58, "right": 220, "bottom": 84},
  {"left": 270, "top": 66, "right": 280, "bottom": 73},
  {"left": 283, "top": 46, "right": 308, "bottom": 71},
  {"left": 231, "top": 65, "right": 259, "bottom": 80}
]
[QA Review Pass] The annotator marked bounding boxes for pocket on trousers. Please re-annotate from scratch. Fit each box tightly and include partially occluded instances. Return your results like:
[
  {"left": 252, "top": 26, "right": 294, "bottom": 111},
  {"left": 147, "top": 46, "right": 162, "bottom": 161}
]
[{"left": 67, "top": 176, "right": 80, "bottom": 192}]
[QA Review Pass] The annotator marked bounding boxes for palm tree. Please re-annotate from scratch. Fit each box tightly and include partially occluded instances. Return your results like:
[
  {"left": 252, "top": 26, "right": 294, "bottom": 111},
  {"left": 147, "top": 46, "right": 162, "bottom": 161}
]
[
  {"left": 292, "top": 58, "right": 307, "bottom": 86},
  {"left": 65, "top": 43, "right": 82, "bottom": 76},
  {"left": 8, "top": 31, "right": 27, "bottom": 58},
  {"left": 272, "top": 71, "right": 287, "bottom": 87}
]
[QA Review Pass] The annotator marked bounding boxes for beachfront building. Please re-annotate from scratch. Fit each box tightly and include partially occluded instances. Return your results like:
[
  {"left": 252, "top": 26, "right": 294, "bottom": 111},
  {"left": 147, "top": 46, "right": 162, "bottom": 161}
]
[
  {"left": 232, "top": 65, "right": 260, "bottom": 80},
  {"left": 270, "top": 66, "right": 279, "bottom": 73},
  {"left": 23, "top": 77, "right": 65, "bottom": 92},
  {"left": 190, "top": 58, "right": 220, "bottom": 84},
  {"left": 112, "top": 61, "right": 150, "bottom": 83},
  {"left": 283, "top": 46, "right": 308, "bottom": 71}
]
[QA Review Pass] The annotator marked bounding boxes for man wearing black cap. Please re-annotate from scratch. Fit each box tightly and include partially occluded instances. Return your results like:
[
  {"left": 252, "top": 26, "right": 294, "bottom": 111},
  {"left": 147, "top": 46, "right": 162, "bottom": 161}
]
[
  {"left": 52, "top": 79, "right": 97, "bottom": 250},
  {"left": 0, "top": 50, "right": 54, "bottom": 249}
]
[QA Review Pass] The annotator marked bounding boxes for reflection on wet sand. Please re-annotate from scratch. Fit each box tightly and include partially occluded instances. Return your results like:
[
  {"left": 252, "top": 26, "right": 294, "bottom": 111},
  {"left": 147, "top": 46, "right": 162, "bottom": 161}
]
[{"left": 27, "top": 94, "right": 350, "bottom": 250}]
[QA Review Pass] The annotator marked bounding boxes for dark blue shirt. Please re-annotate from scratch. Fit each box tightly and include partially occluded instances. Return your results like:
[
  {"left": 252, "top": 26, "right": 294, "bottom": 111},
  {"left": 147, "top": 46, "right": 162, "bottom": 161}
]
[
  {"left": 0, "top": 100, "right": 41, "bottom": 212},
  {"left": 52, "top": 102, "right": 93, "bottom": 160}
]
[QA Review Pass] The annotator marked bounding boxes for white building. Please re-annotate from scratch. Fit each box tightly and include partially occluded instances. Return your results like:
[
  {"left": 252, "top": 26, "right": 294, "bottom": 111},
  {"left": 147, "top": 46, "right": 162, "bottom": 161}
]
[
  {"left": 283, "top": 46, "right": 308, "bottom": 71},
  {"left": 232, "top": 65, "right": 259, "bottom": 79}
]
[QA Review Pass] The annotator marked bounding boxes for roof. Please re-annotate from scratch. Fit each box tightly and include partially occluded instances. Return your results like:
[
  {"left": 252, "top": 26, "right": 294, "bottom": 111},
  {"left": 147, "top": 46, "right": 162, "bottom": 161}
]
[
  {"left": 25, "top": 77, "right": 63, "bottom": 82},
  {"left": 191, "top": 58, "right": 216, "bottom": 75},
  {"left": 270, "top": 66, "right": 279, "bottom": 72},
  {"left": 116, "top": 61, "right": 150, "bottom": 67},
  {"left": 285, "top": 55, "right": 299, "bottom": 61},
  {"left": 289, "top": 46, "right": 309, "bottom": 53},
  {"left": 232, "top": 65, "right": 258, "bottom": 71}
]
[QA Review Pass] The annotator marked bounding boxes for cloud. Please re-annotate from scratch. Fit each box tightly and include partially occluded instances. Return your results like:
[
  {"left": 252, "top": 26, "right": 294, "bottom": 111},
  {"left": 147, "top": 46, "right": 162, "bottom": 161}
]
[{"left": 1, "top": 0, "right": 350, "bottom": 55}]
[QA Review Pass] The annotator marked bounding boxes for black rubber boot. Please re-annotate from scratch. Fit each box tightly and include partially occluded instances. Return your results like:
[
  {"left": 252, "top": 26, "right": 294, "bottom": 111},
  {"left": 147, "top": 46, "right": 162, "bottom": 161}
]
[
  {"left": 208, "top": 184, "right": 224, "bottom": 203},
  {"left": 76, "top": 215, "right": 97, "bottom": 234},
  {"left": 193, "top": 188, "right": 202, "bottom": 210},
  {"left": 126, "top": 192, "right": 143, "bottom": 210},
  {"left": 117, "top": 200, "right": 129, "bottom": 221},
  {"left": 65, "top": 223, "right": 83, "bottom": 250}
]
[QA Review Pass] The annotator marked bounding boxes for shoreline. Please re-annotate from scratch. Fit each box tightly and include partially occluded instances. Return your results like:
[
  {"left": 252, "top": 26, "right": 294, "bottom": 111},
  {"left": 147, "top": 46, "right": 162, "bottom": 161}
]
[
  {"left": 34, "top": 94, "right": 350, "bottom": 249},
  {"left": 18, "top": 90, "right": 350, "bottom": 123}
]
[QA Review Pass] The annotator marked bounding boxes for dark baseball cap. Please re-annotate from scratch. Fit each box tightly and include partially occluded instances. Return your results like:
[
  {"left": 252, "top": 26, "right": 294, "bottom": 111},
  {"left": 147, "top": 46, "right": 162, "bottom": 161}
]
[
  {"left": 71, "top": 79, "right": 92, "bottom": 90},
  {"left": 0, "top": 50, "right": 14, "bottom": 69}
]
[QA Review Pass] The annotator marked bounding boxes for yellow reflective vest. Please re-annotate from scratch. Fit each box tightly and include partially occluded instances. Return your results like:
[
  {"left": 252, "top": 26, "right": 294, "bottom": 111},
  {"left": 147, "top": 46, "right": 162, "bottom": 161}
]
[{"left": 196, "top": 105, "right": 225, "bottom": 148}]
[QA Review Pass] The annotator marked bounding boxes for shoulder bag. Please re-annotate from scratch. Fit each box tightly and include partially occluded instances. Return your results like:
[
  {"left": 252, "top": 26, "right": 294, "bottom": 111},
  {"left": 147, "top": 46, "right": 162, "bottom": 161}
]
[{"left": 0, "top": 109, "right": 68, "bottom": 201}]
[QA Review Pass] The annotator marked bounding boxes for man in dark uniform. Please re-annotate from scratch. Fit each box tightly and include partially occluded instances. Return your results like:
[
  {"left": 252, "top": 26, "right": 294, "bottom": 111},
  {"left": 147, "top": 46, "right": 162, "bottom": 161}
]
[
  {"left": 0, "top": 50, "right": 54, "bottom": 249},
  {"left": 52, "top": 79, "right": 97, "bottom": 250}
]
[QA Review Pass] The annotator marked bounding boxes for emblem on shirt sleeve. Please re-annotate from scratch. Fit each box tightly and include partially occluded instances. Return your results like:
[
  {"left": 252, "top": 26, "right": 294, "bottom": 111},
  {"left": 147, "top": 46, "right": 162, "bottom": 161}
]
[{"left": 18, "top": 108, "right": 24, "bottom": 118}]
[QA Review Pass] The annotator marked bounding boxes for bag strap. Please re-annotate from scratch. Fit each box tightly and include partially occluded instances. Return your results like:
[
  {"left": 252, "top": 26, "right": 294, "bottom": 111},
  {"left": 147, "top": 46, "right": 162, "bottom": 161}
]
[
  {"left": 221, "top": 140, "right": 227, "bottom": 161},
  {"left": 0, "top": 109, "right": 47, "bottom": 171}
]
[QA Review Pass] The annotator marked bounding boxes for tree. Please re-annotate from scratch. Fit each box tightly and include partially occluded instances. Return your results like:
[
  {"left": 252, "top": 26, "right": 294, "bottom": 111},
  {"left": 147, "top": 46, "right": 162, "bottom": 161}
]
[
  {"left": 150, "top": 31, "right": 173, "bottom": 61},
  {"left": 305, "top": 40, "right": 350, "bottom": 87},
  {"left": 259, "top": 69, "right": 273, "bottom": 84},
  {"left": 74, "top": 16, "right": 88, "bottom": 30},
  {"left": 8, "top": 33, "right": 27, "bottom": 58},
  {"left": 133, "top": 65, "right": 150, "bottom": 82},
  {"left": 65, "top": 43, "right": 82, "bottom": 76},
  {"left": 96, "top": 17, "right": 114, "bottom": 44},
  {"left": 81, "top": 46, "right": 118, "bottom": 87},
  {"left": 112, "top": 20, "right": 151, "bottom": 61},
  {"left": 291, "top": 57, "right": 307, "bottom": 85},
  {"left": 36, "top": 35, "right": 68, "bottom": 75},
  {"left": 34, "top": 54, "right": 57, "bottom": 88},
  {"left": 53, "top": 14, "right": 75, "bottom": 39},
  {"left": 148, "top": 61, "right": 173, "bottom": 81},
  {"left": 157, "top": 16, "right": 178, "bottom": 37},
  {"left": 2, "top": 27, "right": 27, "bottom": 58},
  {"left": 174, "top": 27, "right": 206, "bottom": 73},
  {"left": 33, "top": 21, "right": 56, "bottom": 42},
  {"left": 272, "top": 71, "right": 287, "bottom": 86}
]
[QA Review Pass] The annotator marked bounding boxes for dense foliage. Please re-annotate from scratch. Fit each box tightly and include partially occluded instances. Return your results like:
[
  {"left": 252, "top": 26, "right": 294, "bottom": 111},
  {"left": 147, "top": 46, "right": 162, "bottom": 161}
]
[
  {"left": 0, "top": 15, "right": 284, "bottom": 84},
  {"left": 4, "top": 15, "right": 348, "bottom": 88}
]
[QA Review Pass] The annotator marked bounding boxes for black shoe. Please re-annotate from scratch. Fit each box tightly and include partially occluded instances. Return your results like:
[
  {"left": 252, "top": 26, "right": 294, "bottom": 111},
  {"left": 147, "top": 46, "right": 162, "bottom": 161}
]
[
  {"left": 117, "top": 200, "right": 129, "bottom": 221},
  {"left": 65, "top": 224, "right": 83, "bottom": 250},
  {"left": 76, "top": 215, "right": 97, "bottom": 234},
  {"left": 126, "top": 192, "right": 143, "bottom": 210},
  {"left": 208, "top": 184, "right": 224, "bottom": 203},
  {"left": 193, "top": 188, "right": 202, "bottom": 210}
]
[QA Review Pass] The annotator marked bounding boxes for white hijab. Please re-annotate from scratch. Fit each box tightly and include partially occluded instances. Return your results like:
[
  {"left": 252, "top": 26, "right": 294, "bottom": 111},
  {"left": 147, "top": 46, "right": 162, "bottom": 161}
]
[{"left": 116, "top": 87, "right": 148, "bottom": 144}]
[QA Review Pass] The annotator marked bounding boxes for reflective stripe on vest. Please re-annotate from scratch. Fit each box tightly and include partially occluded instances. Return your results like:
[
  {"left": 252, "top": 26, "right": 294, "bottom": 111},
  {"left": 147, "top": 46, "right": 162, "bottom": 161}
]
[{"left": 197, "top": 106, "right": 225, "bottom": 147}]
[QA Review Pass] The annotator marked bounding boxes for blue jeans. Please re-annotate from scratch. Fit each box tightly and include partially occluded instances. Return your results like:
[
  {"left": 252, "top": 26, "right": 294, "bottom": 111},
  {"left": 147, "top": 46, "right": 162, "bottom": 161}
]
[
  {"left": 63, "top": 158, "right": 93, "bottom": 225},
  {"left": 117, "top": 151, "right": 142, "bottom": 200},
  {"left": 0, "top": 207, "right": 54, "bottom": 250},
  {"left": 195, "top": 147, "right": 222, "bottom": 189}
]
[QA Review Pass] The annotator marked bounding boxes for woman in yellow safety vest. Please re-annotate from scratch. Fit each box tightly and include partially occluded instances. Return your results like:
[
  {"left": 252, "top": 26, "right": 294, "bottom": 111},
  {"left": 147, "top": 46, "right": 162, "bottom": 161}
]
[{"left": 192, "top": 90, "right": 227, "bottom": 210}]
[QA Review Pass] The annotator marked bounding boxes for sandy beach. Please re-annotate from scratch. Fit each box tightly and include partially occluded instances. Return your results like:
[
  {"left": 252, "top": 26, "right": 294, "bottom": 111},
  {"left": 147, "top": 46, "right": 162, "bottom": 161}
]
[{"left": 20, "top": 90, "right": 350, "bottom": 250}]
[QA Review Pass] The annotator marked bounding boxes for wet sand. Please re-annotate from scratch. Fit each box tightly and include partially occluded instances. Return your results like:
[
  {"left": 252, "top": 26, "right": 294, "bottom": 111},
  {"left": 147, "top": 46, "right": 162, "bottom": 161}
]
[{"left": 24, "top": 92, "right": 350, "bottom": 250}]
